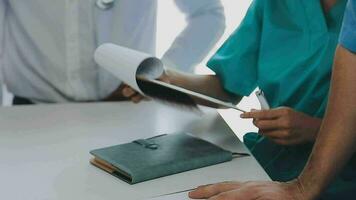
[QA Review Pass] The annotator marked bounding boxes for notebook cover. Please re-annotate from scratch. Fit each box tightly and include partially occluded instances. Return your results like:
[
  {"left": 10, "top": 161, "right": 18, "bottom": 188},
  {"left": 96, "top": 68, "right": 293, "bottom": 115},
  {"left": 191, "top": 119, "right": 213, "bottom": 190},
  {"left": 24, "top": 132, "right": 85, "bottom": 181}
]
[{"left": 90, "top": 133, "right": 232, "bottom": 184}]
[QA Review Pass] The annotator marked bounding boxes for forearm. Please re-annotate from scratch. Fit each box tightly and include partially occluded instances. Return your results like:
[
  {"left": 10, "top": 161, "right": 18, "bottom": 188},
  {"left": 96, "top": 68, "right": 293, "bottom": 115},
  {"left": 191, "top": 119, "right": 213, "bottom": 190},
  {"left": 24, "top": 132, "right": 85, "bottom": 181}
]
[
  {"left": 298, "top": 46, "right": 356, "bottom": 199},
  {"left": 165, "top": 69, "right": 242, "bottom": 106},
  {"left": 304, "top": 116, "right": 322, "bottom": 143}
]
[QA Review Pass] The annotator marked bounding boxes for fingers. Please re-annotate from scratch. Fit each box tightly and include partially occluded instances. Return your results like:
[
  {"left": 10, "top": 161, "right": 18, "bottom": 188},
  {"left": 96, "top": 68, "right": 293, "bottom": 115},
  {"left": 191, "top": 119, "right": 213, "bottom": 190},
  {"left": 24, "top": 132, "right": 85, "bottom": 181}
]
[
  {"left": 189, "top": 182, "right": 242, "bottom": 199},
  {"left": 254, "top": 119, "right": 283, "bottom": 130},
  {"left": 241, "top": 110, "right": 279, "bottom": 120},
  {"left": 208, "top": 183, "right": 262, "bottom": 200},
  {"left": 131, "top": 94, "right": 144, "bottom": 103},
  {"left": 241, "top": 107, "right": 293, "bottom": 120},
  {"left": 256, "top": 118, "right": 294, "bottom": 130},
  {"left": 122, "top": 86, "right": 136, "bottom": 97},
  {"left": 206, "top": 181, "right": 299, "bottom": 200},
  {"left": 122, "top": 85, "right": 146, "bottom": 103},
  {"left": 255, "top": 119, "right": 296, "bottom": 145},
  {"left": 208, "top": 189, "right": 257, "bottom": 200}
]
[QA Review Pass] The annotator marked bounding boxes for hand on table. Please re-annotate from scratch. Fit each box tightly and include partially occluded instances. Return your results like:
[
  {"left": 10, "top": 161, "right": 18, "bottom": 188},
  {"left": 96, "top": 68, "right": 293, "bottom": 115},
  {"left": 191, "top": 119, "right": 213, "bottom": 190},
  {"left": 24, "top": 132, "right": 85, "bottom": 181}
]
[
  {"left": 241, "top": 107, "right": 321, "bottom": 145},
  {"left": 189, "top": 180, "right": 310, "bottom": 200}
]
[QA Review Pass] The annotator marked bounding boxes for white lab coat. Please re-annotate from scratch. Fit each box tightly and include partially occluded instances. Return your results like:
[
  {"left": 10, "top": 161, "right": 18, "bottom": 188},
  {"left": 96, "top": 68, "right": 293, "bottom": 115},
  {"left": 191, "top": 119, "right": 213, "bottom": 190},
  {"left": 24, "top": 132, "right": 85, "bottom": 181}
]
[{"left": 0, "top": 0, "right": 225, "bottom": 103}]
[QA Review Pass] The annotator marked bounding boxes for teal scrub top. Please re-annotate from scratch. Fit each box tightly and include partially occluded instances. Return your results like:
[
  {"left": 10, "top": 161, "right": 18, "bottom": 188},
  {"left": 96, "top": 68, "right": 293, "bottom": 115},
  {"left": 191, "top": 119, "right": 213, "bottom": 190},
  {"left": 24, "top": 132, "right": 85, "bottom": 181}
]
[{"left": 208, "top": 0, "right": 356, "bottom": 198}]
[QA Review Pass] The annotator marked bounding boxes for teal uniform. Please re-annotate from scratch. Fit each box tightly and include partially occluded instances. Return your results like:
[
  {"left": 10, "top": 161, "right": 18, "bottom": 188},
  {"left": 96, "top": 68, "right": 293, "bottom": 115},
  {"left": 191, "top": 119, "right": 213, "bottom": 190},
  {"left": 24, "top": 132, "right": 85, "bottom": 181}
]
[{"left": 207, "top": 0, "right": 356, "bottom": 198}]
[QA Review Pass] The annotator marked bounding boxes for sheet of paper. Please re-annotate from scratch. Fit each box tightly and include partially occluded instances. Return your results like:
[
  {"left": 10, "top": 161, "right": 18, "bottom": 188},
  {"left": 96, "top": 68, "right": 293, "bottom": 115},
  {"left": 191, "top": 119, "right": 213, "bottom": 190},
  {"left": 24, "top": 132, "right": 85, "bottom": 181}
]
[
  {"left": 95, "top": 43, "right": 164, "bottom": 94},
  {"left": 144, "top": 78, "right": 246, "bottom": 113},
  {"left": 95, "top": 43, "right": 245, "bottom": 113}
]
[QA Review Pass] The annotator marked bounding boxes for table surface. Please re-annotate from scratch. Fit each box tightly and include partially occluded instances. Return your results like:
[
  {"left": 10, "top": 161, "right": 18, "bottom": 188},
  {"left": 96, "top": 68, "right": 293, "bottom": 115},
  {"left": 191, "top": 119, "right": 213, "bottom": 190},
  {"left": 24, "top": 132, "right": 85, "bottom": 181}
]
[{"left": 0, "top": 102, "right": 270, "bottom": 200}]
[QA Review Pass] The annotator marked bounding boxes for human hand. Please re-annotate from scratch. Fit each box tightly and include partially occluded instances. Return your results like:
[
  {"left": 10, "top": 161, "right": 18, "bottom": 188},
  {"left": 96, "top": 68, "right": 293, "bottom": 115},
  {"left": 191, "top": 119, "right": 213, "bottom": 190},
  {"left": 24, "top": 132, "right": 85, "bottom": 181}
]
[
  {"left": 189, "top": 180, "right": 312, "bottom": 200},
  {"left": 103, "top": 83, "right": 131, "bottom": 102},
  {"left": 121, "top": 71, "right": 171, "bottom": 103},
  {"left": 240, "top": 107, "right": 321, "bottom": 145},
  {"left": 120, "top": 83, "right": 147, "bottom": 103},
  {"left": 103, "top": 82, "right": 148, "bottom": 103}
]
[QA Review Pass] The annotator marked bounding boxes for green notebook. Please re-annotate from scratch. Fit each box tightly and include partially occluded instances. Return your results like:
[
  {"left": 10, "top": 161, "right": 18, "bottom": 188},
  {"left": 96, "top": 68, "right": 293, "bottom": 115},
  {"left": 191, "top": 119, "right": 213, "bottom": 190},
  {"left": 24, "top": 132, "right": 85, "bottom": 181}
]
[{"left": 90, "top": 133, "right": 233, "bottom": 184}]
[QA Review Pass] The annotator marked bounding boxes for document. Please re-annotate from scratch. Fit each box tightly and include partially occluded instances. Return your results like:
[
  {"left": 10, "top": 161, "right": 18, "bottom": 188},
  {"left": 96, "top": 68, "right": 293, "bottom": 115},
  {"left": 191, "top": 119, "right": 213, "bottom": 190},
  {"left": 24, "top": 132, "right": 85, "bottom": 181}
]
[
  {"left": 95, "top": 43, "right": 164, "bottom": 95},
  {"left": 95, "top": 43, "right": 245, "bottom": 112}
]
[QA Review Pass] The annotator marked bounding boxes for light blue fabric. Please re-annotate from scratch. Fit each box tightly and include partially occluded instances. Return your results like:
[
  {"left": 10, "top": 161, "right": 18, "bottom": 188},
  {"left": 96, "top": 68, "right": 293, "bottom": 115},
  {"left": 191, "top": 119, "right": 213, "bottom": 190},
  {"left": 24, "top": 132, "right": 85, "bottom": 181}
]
[{"left": 340, "top": 0, "right": 356, "bottom": 52}]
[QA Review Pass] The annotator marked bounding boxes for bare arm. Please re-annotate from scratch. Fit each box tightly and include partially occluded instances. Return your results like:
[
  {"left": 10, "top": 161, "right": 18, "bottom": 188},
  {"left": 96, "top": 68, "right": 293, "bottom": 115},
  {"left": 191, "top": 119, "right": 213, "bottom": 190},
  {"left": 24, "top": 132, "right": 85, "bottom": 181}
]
[
  {"left": 122, "top": 67, "right": 243, "bottom": 107},
  {"left": 164, "top": 69, "right": 243, "bottom": 107},
  {"left": 299, "top": 46, "right": 356, "bottom": 199}
]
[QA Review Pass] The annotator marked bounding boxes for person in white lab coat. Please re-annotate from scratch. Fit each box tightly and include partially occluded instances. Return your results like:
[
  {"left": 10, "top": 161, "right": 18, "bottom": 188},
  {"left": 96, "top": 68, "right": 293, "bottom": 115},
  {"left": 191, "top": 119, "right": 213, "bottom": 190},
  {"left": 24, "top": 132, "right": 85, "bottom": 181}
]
[{"left": 0, "top": 0, "right": 225, "bottom": 105}]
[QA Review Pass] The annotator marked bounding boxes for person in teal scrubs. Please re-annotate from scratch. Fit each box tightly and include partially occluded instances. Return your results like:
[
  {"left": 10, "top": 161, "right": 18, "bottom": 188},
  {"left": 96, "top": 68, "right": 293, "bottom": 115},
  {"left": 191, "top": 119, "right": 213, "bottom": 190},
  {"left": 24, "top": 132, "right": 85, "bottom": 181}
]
[
  {"left": 207, "top": 0, "right": 347, "bottom": 182},
  {"left": 124, "top": 0, "right": 356, "bottom": 198}
]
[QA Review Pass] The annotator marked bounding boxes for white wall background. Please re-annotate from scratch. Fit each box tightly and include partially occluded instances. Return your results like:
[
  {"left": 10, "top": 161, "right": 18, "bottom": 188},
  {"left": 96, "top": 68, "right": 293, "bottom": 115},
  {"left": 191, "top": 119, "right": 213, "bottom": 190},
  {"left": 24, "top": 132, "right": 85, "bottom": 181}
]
[{"left": 157, "top": 0, "right": 258, "bottom": 139}]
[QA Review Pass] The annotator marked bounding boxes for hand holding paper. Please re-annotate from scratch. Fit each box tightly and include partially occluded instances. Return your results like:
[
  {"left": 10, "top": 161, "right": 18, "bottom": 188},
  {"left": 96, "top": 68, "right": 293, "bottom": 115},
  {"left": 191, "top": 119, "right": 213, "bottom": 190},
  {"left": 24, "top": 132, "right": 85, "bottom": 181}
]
[{"left": 94, "top": 43, "right": 245, "bottom": 112}]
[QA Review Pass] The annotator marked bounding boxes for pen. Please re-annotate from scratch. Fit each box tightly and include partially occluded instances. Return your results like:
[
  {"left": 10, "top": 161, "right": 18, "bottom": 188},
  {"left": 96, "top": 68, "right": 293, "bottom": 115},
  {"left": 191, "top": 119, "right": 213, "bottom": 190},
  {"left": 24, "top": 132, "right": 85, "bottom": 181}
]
[{"left": 255, "top": 89, "right": 270, "bottom": 110}]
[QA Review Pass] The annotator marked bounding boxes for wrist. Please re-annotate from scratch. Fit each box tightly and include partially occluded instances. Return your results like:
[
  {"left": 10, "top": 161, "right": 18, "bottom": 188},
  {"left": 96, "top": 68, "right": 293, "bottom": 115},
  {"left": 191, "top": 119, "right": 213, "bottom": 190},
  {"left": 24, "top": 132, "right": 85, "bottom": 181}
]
[
  {"left": 164, "top": 68, "right": 182, "bottom": 86},
  {"left": 294, "top": 176, "right": 323, "bottom": 200}
]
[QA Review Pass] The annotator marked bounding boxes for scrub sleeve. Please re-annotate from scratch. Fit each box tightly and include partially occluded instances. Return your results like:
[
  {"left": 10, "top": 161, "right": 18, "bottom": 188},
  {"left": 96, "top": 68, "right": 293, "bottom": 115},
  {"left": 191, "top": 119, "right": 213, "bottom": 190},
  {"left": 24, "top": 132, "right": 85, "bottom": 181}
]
[{"left": 339, "top": 0, "right": 356, "bottom": 52}]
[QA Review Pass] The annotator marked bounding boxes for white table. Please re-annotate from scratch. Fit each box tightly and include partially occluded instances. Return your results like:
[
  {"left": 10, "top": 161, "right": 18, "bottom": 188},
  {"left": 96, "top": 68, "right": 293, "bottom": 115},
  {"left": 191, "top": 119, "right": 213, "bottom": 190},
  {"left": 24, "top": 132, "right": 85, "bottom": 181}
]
[{"left": 0, "top": 102, "right": 269, "bottom": 200}]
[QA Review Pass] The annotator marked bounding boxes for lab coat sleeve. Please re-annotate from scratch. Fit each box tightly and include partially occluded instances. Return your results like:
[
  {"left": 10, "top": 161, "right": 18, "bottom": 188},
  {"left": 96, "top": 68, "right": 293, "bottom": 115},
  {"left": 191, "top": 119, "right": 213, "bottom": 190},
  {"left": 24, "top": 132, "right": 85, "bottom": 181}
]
[
  {"left": 160, "top": 0, "right": 226, "bottom": 73},
  {"left": 0, "top": 0, "right": 6, "bottom": 105}
]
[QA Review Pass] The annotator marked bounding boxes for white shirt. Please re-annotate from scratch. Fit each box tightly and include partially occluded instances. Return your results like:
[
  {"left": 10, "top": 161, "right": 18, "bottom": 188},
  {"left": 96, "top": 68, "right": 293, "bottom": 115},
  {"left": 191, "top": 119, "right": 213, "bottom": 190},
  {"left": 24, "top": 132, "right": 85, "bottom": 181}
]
[{"left": 0, "top": 0, "right": 225, "bottom": 103}]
